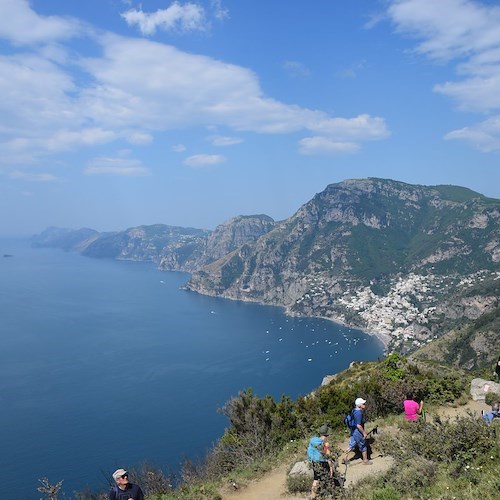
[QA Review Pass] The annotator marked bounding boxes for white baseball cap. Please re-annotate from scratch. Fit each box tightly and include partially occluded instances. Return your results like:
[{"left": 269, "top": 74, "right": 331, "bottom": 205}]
[
  {"left": 112, "top": 469, "right": 128, "bottom": 481},
  {"left": 355, "top": 397, "right": 366, "bottom": 407}
]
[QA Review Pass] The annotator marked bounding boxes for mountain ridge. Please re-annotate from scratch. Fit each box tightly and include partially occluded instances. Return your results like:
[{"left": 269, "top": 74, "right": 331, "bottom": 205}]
[{"left": 31, "top": 177, "right": 499, "bottom": 359}]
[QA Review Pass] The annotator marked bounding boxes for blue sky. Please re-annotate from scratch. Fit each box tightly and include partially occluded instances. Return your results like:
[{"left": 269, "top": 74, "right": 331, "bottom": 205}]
[{"left": 1, "top": 0, "right": 499, "bottom": 235}]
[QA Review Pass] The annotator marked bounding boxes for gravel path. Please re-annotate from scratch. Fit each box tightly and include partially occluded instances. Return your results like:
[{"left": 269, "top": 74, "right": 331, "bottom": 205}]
[{"left": 219, "top": 399, "right": 491, "bottom": 499}]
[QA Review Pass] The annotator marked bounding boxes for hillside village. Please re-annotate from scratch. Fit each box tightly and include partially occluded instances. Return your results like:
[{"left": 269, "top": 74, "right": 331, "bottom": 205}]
[{"left": 299, "top": 269, "right": 500, "bottom": 351}]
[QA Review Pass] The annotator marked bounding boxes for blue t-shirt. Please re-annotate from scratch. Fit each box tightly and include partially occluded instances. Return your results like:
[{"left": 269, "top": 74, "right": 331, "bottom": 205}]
[
  {"left": 352, "top": 408, "right": 365, "bottom": 436},
  {"left": 483, "top": 411, "right": 499, "bottom": 424}
]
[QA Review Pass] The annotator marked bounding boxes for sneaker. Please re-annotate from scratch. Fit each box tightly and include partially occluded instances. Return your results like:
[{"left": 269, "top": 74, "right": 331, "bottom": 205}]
[{"left": 362, "top": 460, "right": 373, "bottom": 465}]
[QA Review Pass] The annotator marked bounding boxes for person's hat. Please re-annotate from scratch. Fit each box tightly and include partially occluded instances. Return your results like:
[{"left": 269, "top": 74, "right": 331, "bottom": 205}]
[
  {"left": 319, "top": 424, "right": 330, "bottom": 436},
  {"left": 355, "top": 397, "right": 366, "bottom": 407},
  {"left": 112, "top": 468, "right": 128, "bottom": 481}
]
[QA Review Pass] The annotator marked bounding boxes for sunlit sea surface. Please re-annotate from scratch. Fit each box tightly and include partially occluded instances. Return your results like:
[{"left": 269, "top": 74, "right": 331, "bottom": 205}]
[{"left": 0, "top": 238, "right": 383, "bottom": 498}]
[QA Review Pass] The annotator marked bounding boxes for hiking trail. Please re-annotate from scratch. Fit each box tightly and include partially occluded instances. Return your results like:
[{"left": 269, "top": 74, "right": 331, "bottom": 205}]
[{"left": 219, "top": 399, "right": 490, "bottom": 499}]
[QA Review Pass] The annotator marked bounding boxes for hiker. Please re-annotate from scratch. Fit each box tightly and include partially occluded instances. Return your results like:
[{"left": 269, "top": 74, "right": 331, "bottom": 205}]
[
  {"left": 482, "top": 402, "right": 499, "bottom": 424},
  {"left": 308, "top": 424, "right": 334, "bottom": 499},
  {"left": 108, "top": 468, "right": 144, "bottom": 500},
  {"left": 343, "top": 397, "right": 372, "bottom": 465},
  {"left": 403, "top": 392, "right": 424, "bottom": 421},
  {"left": 495, "top": 356, "right": 500, "bottom": 381}
]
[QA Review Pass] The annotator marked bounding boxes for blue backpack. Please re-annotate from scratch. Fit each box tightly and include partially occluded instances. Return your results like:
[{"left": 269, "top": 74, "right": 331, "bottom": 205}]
[
  {"left": 343, "top": 410, "right": 357, "bottom": 432},
  {"left": 307, "top": 437, "right": 325, "bottom": 462}
]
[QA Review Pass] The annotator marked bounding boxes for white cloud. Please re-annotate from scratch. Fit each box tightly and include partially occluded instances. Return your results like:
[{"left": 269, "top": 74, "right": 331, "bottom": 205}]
[
  {"left": 445, "top": 115, "right": 500, "bottom": 152},
  {"left": 121, "top": 3, "right": 207, "bottom": 35},
  {"left": 172, "top": 144, "right": 187, "bottom": 152},
  {"left": 0, "top": 1, "right": 390, "bottom": 168},
  {"left": 184, "top": 154, "right": 226, "bottom": 167},
  {"left": 386, "top": 0, "right": 500, "bottom": 150},
  {"left": 336, "top": 60, "right": 367, "bottom": 79},
  {"left": 45, "top": 128, "right": 117, "bottom": 151},
  {"left": 298, "top": 137, "right": 360, "bottom": 155},
  {"left": 124, "top": 130, "right": 154, "bottom": 145},
  {"left": 434, "top": 74, "right": 500, "bottom": 113},
  {"left": 211, "top": 0, "right": 229, "bottom": 21},
  {"left": 9, "top": 171, "right": 61, "bottom": 182},
  {"left": 210, "top": 135, "right": 243, "bottom": 146},
  {"left": 0, "top": 0, "right": 83, "bottom": 45},
  {"left": 85, "top": 157, "right": 151, "bottom": 176},
  {"left": 283, "top": 61, "right": 311, "bottom": 79},
  {"left": 79, "top": 34, "right": 389, "bottom": 142}
]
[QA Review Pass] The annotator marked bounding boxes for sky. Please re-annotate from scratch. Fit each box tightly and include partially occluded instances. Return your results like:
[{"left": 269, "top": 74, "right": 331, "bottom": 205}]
[{"left": 1, "top": 0, "right": 500, "bottom": 236}]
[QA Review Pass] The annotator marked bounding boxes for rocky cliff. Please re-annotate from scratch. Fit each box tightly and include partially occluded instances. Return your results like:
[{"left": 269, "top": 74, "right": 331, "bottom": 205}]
[
  {"left": 158, "top": 214, "right": 275, "bottom": 271},
  {"left": 185, "top": 178, "right": 499, "bottom": 352}
]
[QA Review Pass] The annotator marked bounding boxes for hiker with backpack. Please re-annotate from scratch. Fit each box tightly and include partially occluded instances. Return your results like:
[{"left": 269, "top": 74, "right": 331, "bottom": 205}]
[
  {"left": 308, "top": 424, "right": 334, "bottom": 499},
  {"left": 482, "top": 402, "right": 499, "bottom": 424},
  {"left": 108, "top": 468, "right": 144, "bottom": 500},
  {"left": 342, "top": 397, "right": 372, "bottom": 465}
]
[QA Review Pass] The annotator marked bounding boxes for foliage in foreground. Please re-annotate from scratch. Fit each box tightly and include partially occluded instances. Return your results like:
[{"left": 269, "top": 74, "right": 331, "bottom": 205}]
[
  {"left": 349, "top": 415, "right": 499, "bottom": 499},
  {"left": 42, "top": 355, "right": 500, "bottom": 499}
]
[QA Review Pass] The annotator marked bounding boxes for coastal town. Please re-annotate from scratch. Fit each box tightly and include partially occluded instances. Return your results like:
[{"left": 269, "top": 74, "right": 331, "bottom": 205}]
[{"left": 295, "top": 269, "right": 499, "bottom": 352}]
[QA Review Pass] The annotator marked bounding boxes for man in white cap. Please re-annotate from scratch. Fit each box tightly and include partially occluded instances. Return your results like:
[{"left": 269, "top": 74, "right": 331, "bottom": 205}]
[
  {"left": 342, "top": 397, "right": 372, "bottom": 465},
  {"left": 108, "top": 468, "right": 144, "bottom": 500}
]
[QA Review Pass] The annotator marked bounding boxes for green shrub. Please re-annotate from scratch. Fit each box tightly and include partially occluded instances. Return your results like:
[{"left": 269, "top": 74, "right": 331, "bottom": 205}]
[
  {"left": 286, "top": 474, "right": 310, "bottom": 494},
  {"left": 485, "top": 392, "right": 499, "bottom": 406},
  {"left": 387, "top": 456, "right": 436, "bottom": 491}
]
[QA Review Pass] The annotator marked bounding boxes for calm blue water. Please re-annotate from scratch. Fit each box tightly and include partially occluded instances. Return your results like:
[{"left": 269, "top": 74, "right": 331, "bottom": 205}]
[{"left": 0, "top": 238, "right": 383, "bottom": 498}]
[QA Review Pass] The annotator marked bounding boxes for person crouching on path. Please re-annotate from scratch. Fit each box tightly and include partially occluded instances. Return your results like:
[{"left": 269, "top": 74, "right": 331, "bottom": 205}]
[
  {"left": 343, "top": 397, "right": 372, "bottom": 465},
  {"left": 108, "top": 468, "right": 144, "bottom": 500},
  {"left": 308, "top": 424, "right": 334, "bottom": 499},
  {"left": 403, "top": 392, "right": 424, "bottom": 421},
  {"left": 482, "top": 402, "right": 499, "bottom": 424}
]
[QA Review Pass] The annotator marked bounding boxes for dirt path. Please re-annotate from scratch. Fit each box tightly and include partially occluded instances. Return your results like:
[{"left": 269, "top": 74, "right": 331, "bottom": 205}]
[
  {"left": 220, "top": 452, "right": 395, "bottom": 500},
  {"left": 219, "top": 399, "right": 491, "bottom": 499},
  {"left": 220, "top": 463, "right": 297, "bottom": 500}
]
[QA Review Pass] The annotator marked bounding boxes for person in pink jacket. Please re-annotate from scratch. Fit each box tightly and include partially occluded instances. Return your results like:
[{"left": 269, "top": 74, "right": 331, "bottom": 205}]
[{"left": 403, "top": 393, "right": 424, "bottom": 421}]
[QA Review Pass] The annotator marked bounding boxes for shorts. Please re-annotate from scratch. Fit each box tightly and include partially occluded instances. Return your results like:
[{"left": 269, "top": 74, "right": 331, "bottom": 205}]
[
  {"left": 312, "top": 461, "right": 330, "bottom": 480},
  {"left": 348, "top": 431, "right": 367, "bottom": 452}
]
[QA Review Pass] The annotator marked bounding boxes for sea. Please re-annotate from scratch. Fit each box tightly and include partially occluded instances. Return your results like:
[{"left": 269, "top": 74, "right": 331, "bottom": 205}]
[{"left": 0, "top": 238, "right": 384, "bottom": 498}]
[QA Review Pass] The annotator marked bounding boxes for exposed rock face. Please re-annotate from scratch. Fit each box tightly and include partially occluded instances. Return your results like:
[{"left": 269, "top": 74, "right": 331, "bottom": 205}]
[
  {"left": 158, "top": 214, "right": 275, "bottom": 272},
  {"left": 186, "top": 178, "right": 499, "bottom": 352},
  {"left": 470, "top": 378, "right": 500, "bottom": 401}
]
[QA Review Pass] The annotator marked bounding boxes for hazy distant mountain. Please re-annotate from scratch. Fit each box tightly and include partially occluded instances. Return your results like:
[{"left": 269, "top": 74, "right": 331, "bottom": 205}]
[
  {"left": 32, "top": 178, "right": 499, "bottom": 354},
  {"left": 31, "top": 215, "right": 276, "bottom": 269},
  {"left": 31, "top": 226, "right": 99, "bottom": 251},
  {"left": 32, "top": 224, "right": 210, "bottom": 264}
]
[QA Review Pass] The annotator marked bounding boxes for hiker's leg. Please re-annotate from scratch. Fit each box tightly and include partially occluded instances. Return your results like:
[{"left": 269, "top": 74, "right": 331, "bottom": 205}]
[
  {"left": 343, "top": 434, "right": 356, "bottom": 463},
  {"left": 361, "top": 441, "right": 372, "bottom": 464},
  {"left": 311, "top": 462, "right": 325, "bottom": 498},
  {"left": 311, "top": 478, "right": 318, "bottom": 498}
]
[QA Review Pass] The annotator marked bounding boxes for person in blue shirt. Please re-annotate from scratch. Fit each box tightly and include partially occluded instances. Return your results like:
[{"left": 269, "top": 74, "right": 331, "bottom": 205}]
[
  {"left": 308, "top": 424, "right": 333, "bottom": 499},
  {"left": 342, "top": 397, "right": 372, "bottom": 465},
  {"left": 482, "top": 402, "right": 499, "bottom": 424}
]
